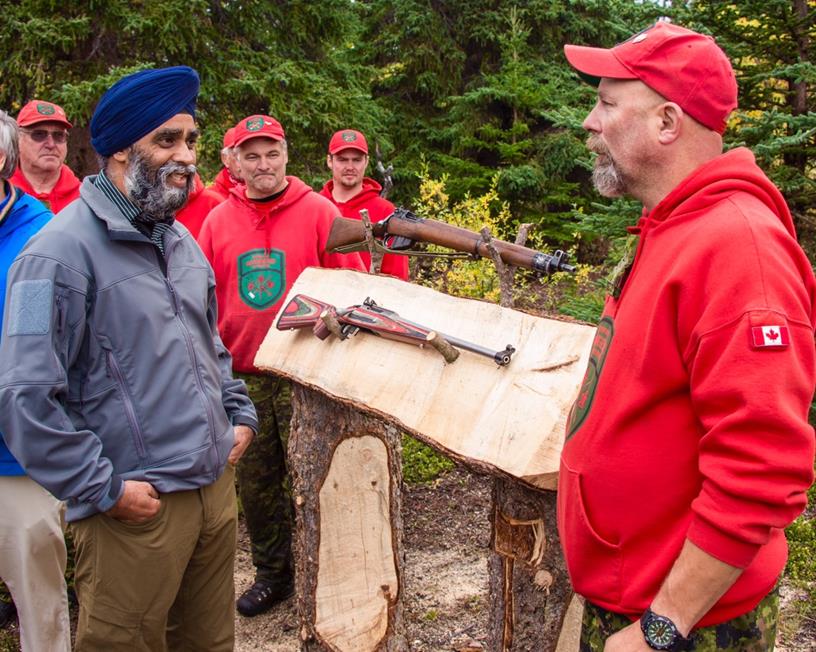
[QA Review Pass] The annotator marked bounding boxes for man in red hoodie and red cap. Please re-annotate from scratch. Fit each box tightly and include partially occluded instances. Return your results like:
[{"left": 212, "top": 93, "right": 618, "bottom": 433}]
[
  {"left": 208, "top": 126, "right": 242, "bottom": 201},
  {"left": 319, "top": 129, "right": 408, "bottom": 280},
  {"left": 559, "top": 21, "right": 815, "bottom": 651},
  {"left": 11, "top": 100, "right": 80, "bottom": 214},
  {"left": 198, "top": 115, "right": 364, "bottom": 617}
]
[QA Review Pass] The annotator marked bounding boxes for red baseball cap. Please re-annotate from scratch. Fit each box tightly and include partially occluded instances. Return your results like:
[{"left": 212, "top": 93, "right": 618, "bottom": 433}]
[
  {"left": 222, "top": 127, "right": 236, "bottom": 149},
  {"left": 564, "top": 22, "right": 737, "bottom": 134},
  {"left": 232, "top": 115, "right": 286, "bottom": 148},
  {"left": 17, "top": 100, "right": 72, "bottom": 129},
  {"left": 328, "top": 129, "right": 368, "bottom": 155}
]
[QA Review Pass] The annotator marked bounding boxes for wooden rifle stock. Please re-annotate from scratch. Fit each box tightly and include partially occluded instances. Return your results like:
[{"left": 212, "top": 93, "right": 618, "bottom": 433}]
[
  {"left": 277, "top": 294, "right": 515, "bottom": 366},
  {"left": 325, "top": 207, "right": 575, "bottom": 274}
]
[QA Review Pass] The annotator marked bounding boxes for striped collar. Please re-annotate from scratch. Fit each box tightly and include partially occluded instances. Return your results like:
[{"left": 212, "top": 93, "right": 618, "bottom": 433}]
[
  {"left": 93, "top": 170, "right": 141, "bottom": 223},
  {"left": 93, "top": 170, "right": 173, "bottom": 255},
  {"left": 0, "top": 181, "right": 18, "bottom": 227}
]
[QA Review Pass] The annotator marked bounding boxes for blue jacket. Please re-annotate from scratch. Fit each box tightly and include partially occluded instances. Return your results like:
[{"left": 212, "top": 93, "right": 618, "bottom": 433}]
[
  {"left": 0, "top": 183, "right": 52, "bottom": 476},
  {"left": 0, "top": 177, "right": 257, "bottom": 519}
]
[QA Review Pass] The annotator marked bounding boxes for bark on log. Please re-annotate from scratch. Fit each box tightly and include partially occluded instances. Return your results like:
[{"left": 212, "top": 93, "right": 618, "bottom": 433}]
[
  {"left": 290, "top": 384, "right": 408, "bottom": 652},
  {"left": 487, "top": 479, "right": 572, "bottom": 652}
]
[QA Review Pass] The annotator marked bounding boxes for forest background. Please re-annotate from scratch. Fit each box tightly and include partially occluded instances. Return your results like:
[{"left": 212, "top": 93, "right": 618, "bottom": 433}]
[{"left": 1, "top": 0, "right": 814, "bottom": 643}]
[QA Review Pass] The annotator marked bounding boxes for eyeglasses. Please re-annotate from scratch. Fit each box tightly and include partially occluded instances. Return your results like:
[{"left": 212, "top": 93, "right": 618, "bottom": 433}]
[{"left": 22, "top": 129, "right": 69, "bottom": 144}]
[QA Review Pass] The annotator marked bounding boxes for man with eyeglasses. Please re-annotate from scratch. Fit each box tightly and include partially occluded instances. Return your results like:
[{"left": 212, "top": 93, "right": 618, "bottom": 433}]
[{"left": 11, "top": 100, "right": 80, "bottom": 214}]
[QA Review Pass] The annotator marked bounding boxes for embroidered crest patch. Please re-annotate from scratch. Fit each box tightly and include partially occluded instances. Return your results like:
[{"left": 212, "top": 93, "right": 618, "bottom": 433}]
[
  {"left": 751, "top": 325, "right": 789, "bottom": 349},
  {"left": 238, "top": 249, "right": 285, "bottom": 310},
  {"left": 566, "top": 316, "right": 614, "bottom": 440},
  {"left": 36, "top": 102, "right": 56, "bottom": 116},
  {"left": 342, "top": 131, "right": 357, "bottom": 142},
  {"left": 246, "top": 117, "right": 264, "bottom": 132}
]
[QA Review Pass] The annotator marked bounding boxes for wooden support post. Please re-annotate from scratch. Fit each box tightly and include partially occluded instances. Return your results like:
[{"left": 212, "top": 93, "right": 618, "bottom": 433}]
[
  {"left": 360, "top": 209, "right": 385, "bottom": 275},
  {"left": 289, "top": 384, "right": 408, "bottom": 652},
  {"left": 487, "top": 478, "right": 573, "bottom": 652}
]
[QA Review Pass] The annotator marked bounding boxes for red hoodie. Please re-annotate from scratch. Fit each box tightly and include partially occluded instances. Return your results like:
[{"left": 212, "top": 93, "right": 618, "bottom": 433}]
[
  {"left": 10, "top": 164, "right": 80, "bottom": 214},
  {"left": 558, "top": 148, "right": 816, "bottom": 627},
  {"left": 208, "top": 167, "right": 238, "bottom": 202},
  {"left": 319, "top": 177, "right": 409, "bottom": 280},
  {"left": 198, "top": 176, "right": 365, "bottom": 372},
  {"left": 175, "top": 174, "right": 224, "bottom": 238}
]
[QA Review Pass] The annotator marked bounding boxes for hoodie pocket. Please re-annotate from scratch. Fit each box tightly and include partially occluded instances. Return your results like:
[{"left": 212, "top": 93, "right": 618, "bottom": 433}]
[{"left": 557, "top": 459, "right": 623, "bottom": 604}]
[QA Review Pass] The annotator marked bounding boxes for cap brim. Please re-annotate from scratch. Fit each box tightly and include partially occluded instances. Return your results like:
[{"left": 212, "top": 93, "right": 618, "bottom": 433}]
[
  {"left": 564, "top": 44, "right": 637, "bottom": 86},
  {"left": 233, "top": 133, "right": 283, "bottom": 148},
  {"left": 19, "top": 116, "right": 73, "bottom": 129},
  {"left": 329, "top": 144, "right": 368, "bottom": 155}
]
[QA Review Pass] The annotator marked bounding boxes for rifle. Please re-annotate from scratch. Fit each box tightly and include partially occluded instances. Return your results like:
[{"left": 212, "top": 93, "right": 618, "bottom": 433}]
[
  {"left": 325, "top": 207, "right": 575, "bottom": 275},
  {"left": 277, "top": 294, "right": 516, "bottom": 366},
  {"left": 374, "top": 144, "right": 393, "bottom": 200}
]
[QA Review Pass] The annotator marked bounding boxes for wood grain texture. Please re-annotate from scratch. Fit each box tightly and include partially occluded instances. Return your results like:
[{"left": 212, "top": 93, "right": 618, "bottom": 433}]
[{"left": 256, "top": 267, "right": 596, "bottom": 490}]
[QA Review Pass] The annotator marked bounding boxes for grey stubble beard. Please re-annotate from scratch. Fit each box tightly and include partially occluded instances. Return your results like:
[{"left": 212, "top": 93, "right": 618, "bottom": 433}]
[
  {"left": 587, "top": 134, "right": 626, "bottom": 198},
  {"left": 124, "top": 148, "right": 196, "bottom": 220}
]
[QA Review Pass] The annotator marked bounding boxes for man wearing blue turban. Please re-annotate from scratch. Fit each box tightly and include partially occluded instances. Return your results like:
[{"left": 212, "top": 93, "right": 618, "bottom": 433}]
[{"left": 0, "top": 66, "right": 258, "bottom": 650}]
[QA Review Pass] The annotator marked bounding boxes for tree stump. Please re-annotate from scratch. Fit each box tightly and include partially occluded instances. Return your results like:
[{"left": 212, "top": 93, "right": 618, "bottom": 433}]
[
  {"left": 255, "top": 268, "right": 596, "bottom": 651},
  {"left": 289, "top": 384, "right": 408, "bottom": 652},
  {"left": 488, "top": 480, "right": 572, "bottom": 651}
]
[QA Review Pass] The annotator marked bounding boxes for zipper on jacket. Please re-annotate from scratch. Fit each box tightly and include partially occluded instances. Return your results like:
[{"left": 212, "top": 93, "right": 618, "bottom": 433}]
[
  {"left": 159, "top": 241, "right": 220, "bottom": 474},
  {"left": 104, "top": 349, "right": 148, "bottom": 460},
  {"left": 55, "top": 294, "right": 67, "bottom": 336}
]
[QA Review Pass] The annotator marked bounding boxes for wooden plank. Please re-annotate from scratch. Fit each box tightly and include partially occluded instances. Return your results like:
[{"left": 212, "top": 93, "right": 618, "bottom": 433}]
[{"left": 255, "top": 267, "right": 595, "bottom": 490}]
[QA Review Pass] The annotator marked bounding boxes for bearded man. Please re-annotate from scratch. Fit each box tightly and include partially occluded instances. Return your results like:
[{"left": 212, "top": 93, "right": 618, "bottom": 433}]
[
  {"left": 559, "top": 22, "right": 815, "bottom": 651},
  {"left": 0, "top": 66, "right": 257, "bottom": 651}
]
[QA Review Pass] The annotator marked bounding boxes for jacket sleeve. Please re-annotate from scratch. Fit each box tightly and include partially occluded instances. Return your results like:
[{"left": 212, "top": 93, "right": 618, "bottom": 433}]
[
  {"left": 205, "top": 266, "right": 258, "bottom": 432},
  {"left": 685, "top": 308, "right": 815, "bottom": 568},
  {"left": 0, "top": 251, "right": 124, "bottom": 512}
]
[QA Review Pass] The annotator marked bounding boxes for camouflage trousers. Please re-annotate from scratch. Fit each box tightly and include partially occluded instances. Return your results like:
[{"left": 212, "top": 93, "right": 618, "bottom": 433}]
[
  {"left": 580, "top": 586, "right": 778, "bottom": 651},
  {"left": 236, "top": 373, "right": 294, "bottom": 589}
]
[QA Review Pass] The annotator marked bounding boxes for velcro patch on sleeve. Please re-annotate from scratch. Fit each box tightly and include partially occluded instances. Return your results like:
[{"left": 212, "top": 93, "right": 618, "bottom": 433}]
[
  {"left": 7, "top": 279, "right": 54, "bottom": 336},
  {"left": 750, "top": 325, "right": 789, "bottom": 349}
]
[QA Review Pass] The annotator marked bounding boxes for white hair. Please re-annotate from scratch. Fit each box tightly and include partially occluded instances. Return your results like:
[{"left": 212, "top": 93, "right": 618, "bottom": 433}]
[{"left": 0, "top": 110, "right": 19, "bottom": 179}]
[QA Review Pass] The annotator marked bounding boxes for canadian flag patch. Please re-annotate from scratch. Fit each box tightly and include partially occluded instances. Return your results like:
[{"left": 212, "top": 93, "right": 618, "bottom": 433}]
[{"left": 751, "top": 325, "right": 790, "bottom": 349}]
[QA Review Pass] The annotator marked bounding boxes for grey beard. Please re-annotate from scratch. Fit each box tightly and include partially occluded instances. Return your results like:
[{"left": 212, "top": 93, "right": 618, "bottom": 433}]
[
  {"left": 587, "top": 135, "right": 626, "bottom": 198},
  {"left": 124, "top": 149, "right": 196, "bottom": 221}
]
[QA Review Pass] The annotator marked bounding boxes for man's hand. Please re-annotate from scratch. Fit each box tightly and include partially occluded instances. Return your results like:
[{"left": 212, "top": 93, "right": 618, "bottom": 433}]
[
  {"left": 604, "top": 621, "right": 651, "bottom": 651},
  {"left": 228, "top": 424, "right": 254, "bottom": 465},
  {"left": 106, "top": 480, "right": 160, "bottom": 524}
]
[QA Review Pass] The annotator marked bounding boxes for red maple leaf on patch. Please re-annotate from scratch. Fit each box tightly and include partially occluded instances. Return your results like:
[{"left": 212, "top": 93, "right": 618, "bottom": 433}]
[{"left": 766, "top": 329, "right": 779, "bottom": 340}]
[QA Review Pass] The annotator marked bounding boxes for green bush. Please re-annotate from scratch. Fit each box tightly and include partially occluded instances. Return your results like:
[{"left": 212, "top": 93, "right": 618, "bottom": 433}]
[{"left": 402, "top": 435, "right": 454, "bottom": 485}]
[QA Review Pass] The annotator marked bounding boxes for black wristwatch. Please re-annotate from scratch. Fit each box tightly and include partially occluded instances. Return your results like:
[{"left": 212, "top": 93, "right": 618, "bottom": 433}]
[{"left": 640, "top": 608, "right": 691, "bottom": 651}]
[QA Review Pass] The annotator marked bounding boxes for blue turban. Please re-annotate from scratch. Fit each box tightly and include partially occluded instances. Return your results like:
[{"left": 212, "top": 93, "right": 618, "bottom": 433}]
[{"left": 90, "top": 66, "right": 200, "bottom": 156}]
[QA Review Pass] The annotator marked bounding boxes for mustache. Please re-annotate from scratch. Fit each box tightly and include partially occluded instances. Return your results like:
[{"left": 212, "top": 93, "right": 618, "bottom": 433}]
[
  {"left": 157, "top": 161, "right": 196, "bottom": 184},
  {"left": 586, "top": 134, "right": 610, "bottom": 157}
]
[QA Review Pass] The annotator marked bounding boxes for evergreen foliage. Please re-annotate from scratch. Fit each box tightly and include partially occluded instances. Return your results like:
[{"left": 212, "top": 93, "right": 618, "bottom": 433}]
[{"left": 0, "top": 0, "right": 387, "bottom": 183}]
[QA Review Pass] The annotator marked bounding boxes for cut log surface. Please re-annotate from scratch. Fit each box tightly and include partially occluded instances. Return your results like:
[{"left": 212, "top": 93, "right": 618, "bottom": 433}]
[
  {"left": 290, "top": 385, "right": 407, "bottom": 652},
  {"left": 315, "top": 436, "right": 398, "bottom": 651},
  {"left": 256, "top": 268, "right": 596, "bottom": 490}
]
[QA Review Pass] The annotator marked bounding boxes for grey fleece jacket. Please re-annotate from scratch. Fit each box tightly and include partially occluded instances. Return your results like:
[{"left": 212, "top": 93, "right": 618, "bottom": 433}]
[{"left": 0, "top": 176, "right": 258, "bottom": 521}]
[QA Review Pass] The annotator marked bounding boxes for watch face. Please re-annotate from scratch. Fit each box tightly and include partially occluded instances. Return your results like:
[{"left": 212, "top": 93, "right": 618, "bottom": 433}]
[{"left": 645, "top": 615, "right": 676, "bottom": 648}]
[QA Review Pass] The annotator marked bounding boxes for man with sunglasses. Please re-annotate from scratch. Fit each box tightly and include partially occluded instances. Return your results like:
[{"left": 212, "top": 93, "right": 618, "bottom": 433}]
[{"left": 11, "top": 100, "right": 80, "bottom": 214}]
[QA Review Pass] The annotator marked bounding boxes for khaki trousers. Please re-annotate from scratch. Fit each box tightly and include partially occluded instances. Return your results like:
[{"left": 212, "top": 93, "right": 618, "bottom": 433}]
[
  {"left": 0, "top": 475, "right": 70, "bottom": 652},
  {"left": 70, "top": 464, "right": 237, "bottom": 652}
]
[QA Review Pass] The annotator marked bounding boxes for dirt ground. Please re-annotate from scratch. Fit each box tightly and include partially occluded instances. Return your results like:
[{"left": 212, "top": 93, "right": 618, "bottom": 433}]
[
  {"left": 233, "top": 464, "right": 816, "bottom": 652},
  {"left": 234, "top": 466, "right": 493, "bottom": 652},
  {"left": 1, "top": 465, "right": 813, "bottom": 650}
]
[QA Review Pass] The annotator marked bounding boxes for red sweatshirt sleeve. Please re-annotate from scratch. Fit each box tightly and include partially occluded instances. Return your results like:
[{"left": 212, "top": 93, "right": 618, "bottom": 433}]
[{"left": 686, "top": 309, "right": 815, "bottom": 567}]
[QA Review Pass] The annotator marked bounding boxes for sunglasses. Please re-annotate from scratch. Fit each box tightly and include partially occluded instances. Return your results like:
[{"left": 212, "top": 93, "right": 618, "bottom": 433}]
[{"left": 22, "top": 129, "right": 69, "bottom": 144}]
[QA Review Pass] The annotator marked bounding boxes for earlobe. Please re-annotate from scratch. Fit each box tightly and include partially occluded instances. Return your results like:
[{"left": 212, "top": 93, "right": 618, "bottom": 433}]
[{"left": 326, "top": 154, "right": 332, "bottom": 170}]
